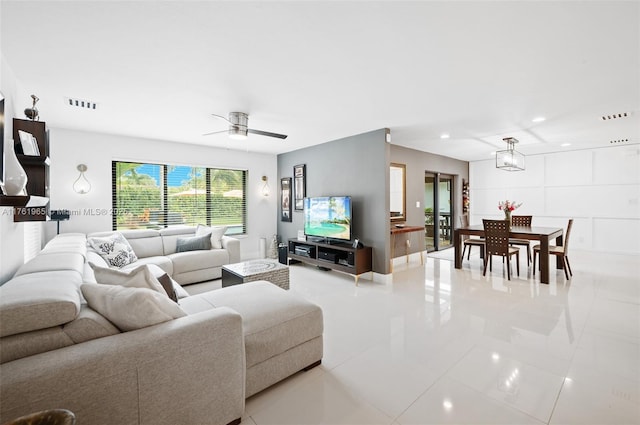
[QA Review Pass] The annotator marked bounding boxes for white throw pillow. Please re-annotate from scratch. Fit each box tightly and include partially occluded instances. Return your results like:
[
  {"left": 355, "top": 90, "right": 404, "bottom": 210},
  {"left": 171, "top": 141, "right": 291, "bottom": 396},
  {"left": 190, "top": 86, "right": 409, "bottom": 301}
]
[
  {"left": 195, "top": 224, "right": 228, "bottom": 249},
  {"left": 90, "top": 263, "right": 166, "bottom": 295},
  {"left": 81, "top": 283, "right": 186, "bottom": 332},
  {"left": 87, "top": 233, "right": 138, "bottom": 268}
]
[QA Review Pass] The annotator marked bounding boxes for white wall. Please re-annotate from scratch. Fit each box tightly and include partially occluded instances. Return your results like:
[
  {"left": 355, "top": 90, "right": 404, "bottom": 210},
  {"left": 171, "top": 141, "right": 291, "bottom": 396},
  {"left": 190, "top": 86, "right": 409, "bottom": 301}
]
[
  {"left": 469, "top": 145, "right": 640, "bottom": 254},
  {"left": 1, "top": 53, "right": 37, "bottom": 284},
  {"left": 47, "top": 128, "right": 278, "bottom": 260}
]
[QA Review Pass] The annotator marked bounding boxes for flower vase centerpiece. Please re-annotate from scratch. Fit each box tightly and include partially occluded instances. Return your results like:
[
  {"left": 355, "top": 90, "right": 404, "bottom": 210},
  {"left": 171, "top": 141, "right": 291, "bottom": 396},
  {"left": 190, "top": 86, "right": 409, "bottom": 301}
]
[{"left": 498, "top": 200, "right": 522, "bottom": 226}]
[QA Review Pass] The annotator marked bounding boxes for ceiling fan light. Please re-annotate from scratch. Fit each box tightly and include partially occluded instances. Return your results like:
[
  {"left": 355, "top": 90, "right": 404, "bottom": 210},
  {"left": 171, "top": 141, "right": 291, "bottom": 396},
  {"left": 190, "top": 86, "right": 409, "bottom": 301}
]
[
  {"left": 228, "top": 112, "right": 249, "bottom": 139},
  {"left": 229, "top": 130, "right": 248, "bottom": 140}
]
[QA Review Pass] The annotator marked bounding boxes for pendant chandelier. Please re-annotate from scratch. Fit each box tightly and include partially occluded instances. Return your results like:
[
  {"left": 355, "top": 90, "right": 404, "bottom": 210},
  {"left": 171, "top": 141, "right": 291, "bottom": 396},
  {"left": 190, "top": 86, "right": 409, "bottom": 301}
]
[{"left": 496, "top": 137, "right": 525, "bottom": 171}]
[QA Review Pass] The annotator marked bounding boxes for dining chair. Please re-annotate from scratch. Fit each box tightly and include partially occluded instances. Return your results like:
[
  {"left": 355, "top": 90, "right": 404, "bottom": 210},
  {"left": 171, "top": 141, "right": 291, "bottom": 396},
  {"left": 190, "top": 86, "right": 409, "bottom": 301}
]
[
  {"left": 459, "top": 215, "right": 485, "bottom": 261},
  {"left": 533, "top": 218, "right": 573, "bottom": 280},
  {"left": 509, "top": 215, "right": 532, "bottom": 266},
  {"left": 482, "top": 219, "right": 520, "bottom": 280}
]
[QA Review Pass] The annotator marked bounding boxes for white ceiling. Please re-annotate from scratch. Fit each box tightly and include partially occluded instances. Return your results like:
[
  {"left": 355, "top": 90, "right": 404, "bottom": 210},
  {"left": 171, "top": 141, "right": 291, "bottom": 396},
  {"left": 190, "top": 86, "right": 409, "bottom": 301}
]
[{"left": 2, "top": 1, "right": 639, "bottom": 161}]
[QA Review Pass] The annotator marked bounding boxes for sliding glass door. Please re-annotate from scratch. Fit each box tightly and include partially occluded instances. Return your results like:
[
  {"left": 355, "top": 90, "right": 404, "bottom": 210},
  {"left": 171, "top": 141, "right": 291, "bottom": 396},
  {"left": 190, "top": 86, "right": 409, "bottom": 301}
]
[{"left": 425, "top": 172, "right": 454, "bottom": 252}]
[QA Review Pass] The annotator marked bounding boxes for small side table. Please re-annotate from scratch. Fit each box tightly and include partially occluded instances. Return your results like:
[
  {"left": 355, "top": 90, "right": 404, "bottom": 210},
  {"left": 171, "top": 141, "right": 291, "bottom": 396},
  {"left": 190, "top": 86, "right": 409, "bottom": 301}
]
[{"left": 222, "top": 259, "right": 290, "bottom": 290}]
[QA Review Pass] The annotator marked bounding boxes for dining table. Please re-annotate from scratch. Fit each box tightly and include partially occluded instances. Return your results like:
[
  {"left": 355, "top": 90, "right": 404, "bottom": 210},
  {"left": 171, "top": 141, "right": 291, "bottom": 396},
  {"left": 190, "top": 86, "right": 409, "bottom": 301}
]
[{"left": 453, "top": 224, "right": 564, "bottom": 284}]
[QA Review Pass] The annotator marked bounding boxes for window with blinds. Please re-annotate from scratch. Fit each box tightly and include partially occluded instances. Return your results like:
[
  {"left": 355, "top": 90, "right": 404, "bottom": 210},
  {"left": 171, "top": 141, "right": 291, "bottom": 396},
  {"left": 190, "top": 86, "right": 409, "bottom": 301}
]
[{"left": 112, "top": 161, "right": 246, "bottom": 234}]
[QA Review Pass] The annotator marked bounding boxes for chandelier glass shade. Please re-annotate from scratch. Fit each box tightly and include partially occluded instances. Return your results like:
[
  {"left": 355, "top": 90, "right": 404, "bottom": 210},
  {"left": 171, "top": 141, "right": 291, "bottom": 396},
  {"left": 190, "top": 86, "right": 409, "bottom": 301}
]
[{"left": 496, "top": 137, "right": 525, "bottom": 171}]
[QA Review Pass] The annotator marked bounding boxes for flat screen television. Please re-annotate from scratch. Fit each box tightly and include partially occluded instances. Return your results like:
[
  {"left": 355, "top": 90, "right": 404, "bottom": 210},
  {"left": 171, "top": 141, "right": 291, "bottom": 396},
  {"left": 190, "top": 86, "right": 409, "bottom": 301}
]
[{"left": 304, "top": 196, "right": 352, "bottom": 242}]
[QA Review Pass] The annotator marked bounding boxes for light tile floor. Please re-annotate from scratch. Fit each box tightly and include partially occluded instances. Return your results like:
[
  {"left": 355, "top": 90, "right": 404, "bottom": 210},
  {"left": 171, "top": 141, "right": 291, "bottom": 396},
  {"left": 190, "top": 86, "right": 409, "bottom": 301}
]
[{"left": 221, "top": 249, "right": 639, "bottom": 425}]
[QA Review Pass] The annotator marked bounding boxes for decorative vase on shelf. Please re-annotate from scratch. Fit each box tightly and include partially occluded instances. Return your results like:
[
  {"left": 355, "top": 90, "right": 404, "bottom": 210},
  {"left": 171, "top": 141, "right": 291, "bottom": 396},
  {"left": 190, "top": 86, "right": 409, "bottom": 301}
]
[{"left": 1, "top": 141, "right": 28, "bottom": 196}]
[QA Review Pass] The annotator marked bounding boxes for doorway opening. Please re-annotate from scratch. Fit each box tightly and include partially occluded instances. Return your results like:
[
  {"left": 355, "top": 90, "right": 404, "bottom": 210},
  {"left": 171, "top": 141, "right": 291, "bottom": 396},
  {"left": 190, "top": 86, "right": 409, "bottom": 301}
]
[{"left": 425, "top": 172, "right": 454, "bottom": 252}]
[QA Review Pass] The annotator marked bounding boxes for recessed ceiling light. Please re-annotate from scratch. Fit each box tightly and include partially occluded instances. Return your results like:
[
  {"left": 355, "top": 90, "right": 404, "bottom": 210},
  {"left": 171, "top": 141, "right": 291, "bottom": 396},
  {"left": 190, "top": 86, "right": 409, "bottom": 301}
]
[
  {"left": 561, "top": 143, "right": 571, "bottom": 147},
  {"left": 532, "top": 117, "right": 546, "bottom": 123},
  {"left": 440, "top": 133, "right": 450, "bottom": 139}
]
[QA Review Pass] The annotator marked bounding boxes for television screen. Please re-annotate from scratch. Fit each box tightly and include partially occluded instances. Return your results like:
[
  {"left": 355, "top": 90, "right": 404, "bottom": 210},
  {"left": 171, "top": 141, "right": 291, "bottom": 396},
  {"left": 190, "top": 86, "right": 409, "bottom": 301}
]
[{"left": 304, "top": 196, "right": 352, "bottom": 241}]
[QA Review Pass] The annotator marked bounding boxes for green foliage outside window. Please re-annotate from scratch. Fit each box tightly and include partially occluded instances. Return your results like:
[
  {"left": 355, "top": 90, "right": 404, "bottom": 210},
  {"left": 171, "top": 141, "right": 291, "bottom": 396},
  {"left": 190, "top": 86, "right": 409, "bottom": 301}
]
[{"left": 113, "top": 161, "right": 246, "bottom": 233}]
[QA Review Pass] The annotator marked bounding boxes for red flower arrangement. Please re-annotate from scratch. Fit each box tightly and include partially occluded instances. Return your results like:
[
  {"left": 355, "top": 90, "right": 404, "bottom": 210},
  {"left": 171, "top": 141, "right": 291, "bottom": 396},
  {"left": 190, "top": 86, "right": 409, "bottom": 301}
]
[{"left": 498, "top": 200, "right": 522, "bottom": 219}]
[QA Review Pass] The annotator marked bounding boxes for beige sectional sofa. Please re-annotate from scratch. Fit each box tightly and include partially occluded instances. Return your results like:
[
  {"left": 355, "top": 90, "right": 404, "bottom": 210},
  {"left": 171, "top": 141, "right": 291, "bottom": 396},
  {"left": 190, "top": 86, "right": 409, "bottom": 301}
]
[
  {"left": 0, "top": 232, "right": 323, "bottom": 425},
  {"left": 87, "top": 226, "right": 241, "bottom": 285}
]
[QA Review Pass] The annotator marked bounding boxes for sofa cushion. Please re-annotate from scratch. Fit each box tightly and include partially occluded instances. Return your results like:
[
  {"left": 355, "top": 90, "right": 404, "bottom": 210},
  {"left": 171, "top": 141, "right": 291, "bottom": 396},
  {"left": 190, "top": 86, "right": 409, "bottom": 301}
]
[
  {"left": 175, "top": 234, "right": 212, "bottom": 253},
  {"left": 179, "top": 293, "right": 217, "bottom": 315},
  {"left": 62, "top": 305, "right": 120, "bottom": 343},
  {"left": 0, "top": 326, "right": 74, "bottom": 364},
  {"left": 81, "top": 284, "right": 187, "bottom": 332},
  {"left": 0, "top": 279, "right": 82, "bottom": 337},
  {"left": 196, "top": 224, "right": 228, "bottom": 249},
  {"left": 168, "top": 249, "right": 230, "bottom": 276},
  {"left": 90, "top": 263, "right": 168, "bottom": 297},
  {"left": 159, "top": 226, "right": 196, "bottom": 255},
  {"left": 40, "top": 234, "right": 87, "bottom": 258},
  {"left": 119, "top": 229, "right": 164, "bottom": 258},
  {"left": 121, "top": 256, "right": 173, "bottom": 276},
  {"left": 88, "top": 232, "right": 138, "bottom": 268},
  {"left": 202, "top": 281, "right": 324, "bottom": 368},
  {"left": 14, "top": 252, "right": 85, "bottom": 277}
]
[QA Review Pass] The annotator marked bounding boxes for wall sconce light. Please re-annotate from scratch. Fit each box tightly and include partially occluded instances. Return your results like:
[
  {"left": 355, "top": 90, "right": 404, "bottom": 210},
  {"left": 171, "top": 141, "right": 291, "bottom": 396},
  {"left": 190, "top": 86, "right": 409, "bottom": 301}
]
[
  {"left": 496, "top": 137, "right": 525, "bottom": 171},
  {"left": 73, "top": 164, "right": 91, "bottom": 194},
  {"left": 261, "top": 176, "right": 270, "bottom": 197}
]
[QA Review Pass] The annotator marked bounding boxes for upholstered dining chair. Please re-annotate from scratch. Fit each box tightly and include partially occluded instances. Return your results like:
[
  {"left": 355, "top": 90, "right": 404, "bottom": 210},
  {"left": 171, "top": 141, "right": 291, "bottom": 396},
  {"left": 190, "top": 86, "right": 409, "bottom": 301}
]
[
  {"left": 459, "top": 215, "right": 485, "bottom": 261},
  {"left": 509, "top": 215, "right": 532, "bottom": 266},
  {"left": 482, "top": 219, "right": 520, "bottom": 280},
  {"left": 533, "top": 218, "right": 573, "bottom": 280}
]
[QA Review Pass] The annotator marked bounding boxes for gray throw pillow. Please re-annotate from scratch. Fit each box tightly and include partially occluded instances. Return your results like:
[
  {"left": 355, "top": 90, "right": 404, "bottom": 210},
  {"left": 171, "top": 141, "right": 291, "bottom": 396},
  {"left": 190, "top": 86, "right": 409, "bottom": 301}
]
[{"left": 175, "top": 234, "right": 212, "bottom": 253}]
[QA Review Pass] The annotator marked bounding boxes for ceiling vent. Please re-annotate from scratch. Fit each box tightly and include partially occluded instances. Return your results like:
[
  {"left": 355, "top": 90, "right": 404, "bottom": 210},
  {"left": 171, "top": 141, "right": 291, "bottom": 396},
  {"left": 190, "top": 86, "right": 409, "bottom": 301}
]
[
  {"left": 65, "top": 97, "right": 98, "bottom": 110},
  {"left": 610, "top": 138, "right": 630, "bottom": 144},
  {"left": 601, "top": 112, "right": 629, "bottom": 121}
]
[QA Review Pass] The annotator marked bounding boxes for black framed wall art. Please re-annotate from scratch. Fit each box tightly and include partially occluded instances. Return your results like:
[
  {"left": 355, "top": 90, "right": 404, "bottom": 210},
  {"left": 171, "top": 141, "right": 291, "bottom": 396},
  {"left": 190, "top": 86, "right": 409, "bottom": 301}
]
[
  {"left": 281, "top": 177, "right": 292, "bottom": 222},
  {"left": 294, "top": 164, "right": 306, "bottom": 211}
]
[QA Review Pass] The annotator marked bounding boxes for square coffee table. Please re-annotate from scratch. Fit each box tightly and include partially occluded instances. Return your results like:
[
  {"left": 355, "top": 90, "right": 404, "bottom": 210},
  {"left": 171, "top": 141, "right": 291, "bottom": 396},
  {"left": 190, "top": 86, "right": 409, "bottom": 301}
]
[{"left": 222, "top": 259, "right": 290, "bottom": 290}]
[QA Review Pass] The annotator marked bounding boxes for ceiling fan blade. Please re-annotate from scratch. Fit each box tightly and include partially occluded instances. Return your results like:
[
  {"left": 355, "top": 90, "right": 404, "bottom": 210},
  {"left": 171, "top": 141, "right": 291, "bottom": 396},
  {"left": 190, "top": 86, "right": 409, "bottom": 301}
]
[
  {"left": 211, "top": 113, "right": 232, "bottom": 124},
  {"left": 248, "top": 128, "right": 288, "bottom": 139},
  {"left": 202, "top": 129, "right": 231, "bottom": 136}
]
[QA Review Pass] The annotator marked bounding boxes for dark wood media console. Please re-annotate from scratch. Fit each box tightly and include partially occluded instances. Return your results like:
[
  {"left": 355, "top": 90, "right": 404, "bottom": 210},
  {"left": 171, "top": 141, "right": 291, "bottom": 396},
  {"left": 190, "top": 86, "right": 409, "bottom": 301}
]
[{"left": 288, "top": 238, "right": 372, "bottom": 284}]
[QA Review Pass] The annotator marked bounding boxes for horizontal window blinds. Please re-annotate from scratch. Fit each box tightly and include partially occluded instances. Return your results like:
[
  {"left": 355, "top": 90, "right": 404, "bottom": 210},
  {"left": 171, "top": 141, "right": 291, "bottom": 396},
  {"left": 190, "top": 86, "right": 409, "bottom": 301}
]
[
  {"left": 112, "top": 161, "right": 246, "bottom": 234},
  {"left": 210, "top": 169, "right": 247, "bottom": 235}
]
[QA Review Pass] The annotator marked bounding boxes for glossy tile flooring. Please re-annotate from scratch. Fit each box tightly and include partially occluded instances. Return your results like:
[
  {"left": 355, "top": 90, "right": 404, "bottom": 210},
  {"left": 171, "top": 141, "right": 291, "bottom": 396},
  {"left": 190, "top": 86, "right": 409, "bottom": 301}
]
[{"left": 238, "top": 249, "right": 639, "bottom": 425}]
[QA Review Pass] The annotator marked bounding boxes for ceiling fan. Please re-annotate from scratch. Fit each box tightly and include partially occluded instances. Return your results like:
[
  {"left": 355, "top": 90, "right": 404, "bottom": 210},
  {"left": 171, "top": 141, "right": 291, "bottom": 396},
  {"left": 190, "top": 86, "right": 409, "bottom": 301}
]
[{"left": 203, "top": 112, "right": 288, "bottom": 140}]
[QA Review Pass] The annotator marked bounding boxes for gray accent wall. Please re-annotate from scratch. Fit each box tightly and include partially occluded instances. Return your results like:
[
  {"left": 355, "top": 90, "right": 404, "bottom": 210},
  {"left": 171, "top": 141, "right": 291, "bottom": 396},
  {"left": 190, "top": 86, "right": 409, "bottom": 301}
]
[
  {"left": 277, "top": 129, "right": 389, "bottom": 273},
  {"left": 277, "top": 132, "right": 469, "bottom": 276}
]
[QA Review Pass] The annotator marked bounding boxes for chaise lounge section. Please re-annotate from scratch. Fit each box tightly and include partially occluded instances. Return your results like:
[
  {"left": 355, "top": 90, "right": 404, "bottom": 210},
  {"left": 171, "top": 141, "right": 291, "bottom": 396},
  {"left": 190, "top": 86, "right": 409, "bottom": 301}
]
[{"left": 0, "top": 232, "right": 323, "bottom": 425}]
